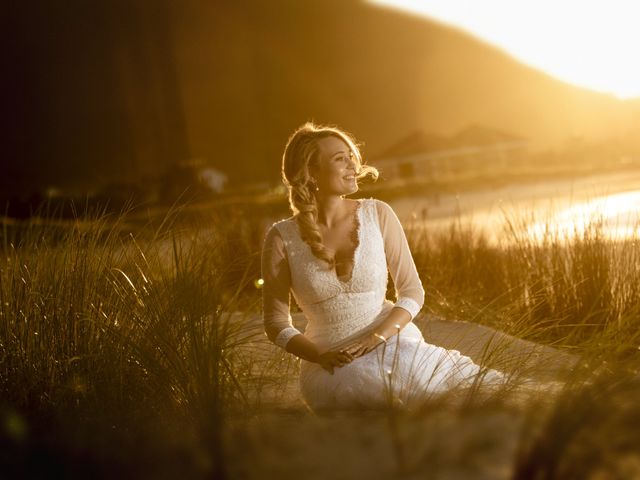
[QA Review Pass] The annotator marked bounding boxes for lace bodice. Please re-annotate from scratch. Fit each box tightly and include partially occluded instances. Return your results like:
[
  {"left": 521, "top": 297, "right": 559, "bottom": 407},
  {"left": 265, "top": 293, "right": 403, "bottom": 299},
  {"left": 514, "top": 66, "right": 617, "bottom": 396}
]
[{"left": 261, "top": 198, "right": 425, "bottom": 351}]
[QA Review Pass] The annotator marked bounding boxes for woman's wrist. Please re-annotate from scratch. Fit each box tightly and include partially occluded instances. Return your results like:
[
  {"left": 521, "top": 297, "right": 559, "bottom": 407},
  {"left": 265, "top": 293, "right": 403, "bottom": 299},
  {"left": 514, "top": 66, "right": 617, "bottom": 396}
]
[
  {"left": 372, "top": 332, "right": 387, "bottom": 343},
  {"left": 373, "top": 323, "right": 404, "bottom": 342},
  {"left": 285, "top": 334, "right": 322, "bottom": 363}
]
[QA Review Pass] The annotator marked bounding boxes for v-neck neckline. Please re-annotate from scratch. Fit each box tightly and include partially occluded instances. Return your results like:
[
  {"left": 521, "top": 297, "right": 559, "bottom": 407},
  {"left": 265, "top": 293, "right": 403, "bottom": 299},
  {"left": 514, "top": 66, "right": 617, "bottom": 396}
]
[
  {"left": 332, "top": 198, "right": 364, "bottom": 285},
  {"left": 291, "top": 198, "right": 365, "bottom": 287}
]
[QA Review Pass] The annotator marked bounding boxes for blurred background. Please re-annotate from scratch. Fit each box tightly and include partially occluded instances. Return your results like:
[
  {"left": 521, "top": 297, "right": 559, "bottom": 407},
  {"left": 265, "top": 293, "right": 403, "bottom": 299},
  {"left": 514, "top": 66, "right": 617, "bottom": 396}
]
[
  {"left": 3, "top": 3, "right": 640, "bottom": 477},
  {"left": 3, "top": 0, "right": 640, "bottom": 231}
]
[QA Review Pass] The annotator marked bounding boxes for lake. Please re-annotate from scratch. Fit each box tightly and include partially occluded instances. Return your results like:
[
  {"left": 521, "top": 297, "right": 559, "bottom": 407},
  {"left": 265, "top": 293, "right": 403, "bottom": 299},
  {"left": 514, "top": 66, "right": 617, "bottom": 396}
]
[{"left": 389, "top": 169, "right": 640, "bottom": 245}]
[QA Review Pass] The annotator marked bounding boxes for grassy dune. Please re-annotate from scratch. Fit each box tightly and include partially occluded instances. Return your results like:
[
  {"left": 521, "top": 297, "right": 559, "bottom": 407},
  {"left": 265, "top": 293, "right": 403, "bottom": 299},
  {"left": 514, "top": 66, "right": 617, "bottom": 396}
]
[{"left": 1, "top": 198, "right": 639, "bottom": 479}]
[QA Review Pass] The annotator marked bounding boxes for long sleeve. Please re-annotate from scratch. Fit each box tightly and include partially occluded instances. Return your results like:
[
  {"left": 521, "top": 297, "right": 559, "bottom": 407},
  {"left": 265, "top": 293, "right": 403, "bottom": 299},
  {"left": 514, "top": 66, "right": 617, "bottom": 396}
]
[
  {"left": 374, "top": 199, "right": 425, "bottom": 319},
  {"left": 261, "top": 224, "right": 303, "bottom": 349}
]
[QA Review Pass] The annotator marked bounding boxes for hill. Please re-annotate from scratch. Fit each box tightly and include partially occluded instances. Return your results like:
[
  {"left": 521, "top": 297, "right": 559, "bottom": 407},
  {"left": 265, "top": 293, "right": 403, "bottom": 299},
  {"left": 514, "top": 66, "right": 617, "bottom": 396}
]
[{"left": 169, "top": 0, "right": 640, "bottom": 184}]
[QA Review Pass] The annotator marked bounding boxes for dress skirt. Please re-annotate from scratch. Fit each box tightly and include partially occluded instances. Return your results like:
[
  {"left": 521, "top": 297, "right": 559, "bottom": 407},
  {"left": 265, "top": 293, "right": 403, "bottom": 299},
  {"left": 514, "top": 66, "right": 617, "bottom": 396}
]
[{"left": 299, "top": 321, "right": 508, "bottom": 411}]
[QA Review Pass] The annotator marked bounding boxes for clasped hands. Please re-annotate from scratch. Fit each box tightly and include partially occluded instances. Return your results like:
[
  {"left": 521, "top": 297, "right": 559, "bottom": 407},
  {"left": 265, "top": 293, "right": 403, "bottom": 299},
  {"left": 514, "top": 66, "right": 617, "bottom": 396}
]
[{"left": 316, "top": 332, "right": 386, "bottom": 375}]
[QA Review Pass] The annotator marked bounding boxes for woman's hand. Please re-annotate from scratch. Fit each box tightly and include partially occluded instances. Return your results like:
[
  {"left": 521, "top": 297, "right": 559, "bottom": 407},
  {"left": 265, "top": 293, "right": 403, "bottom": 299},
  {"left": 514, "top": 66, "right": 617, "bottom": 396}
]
[
  {"left": 317, "top": 350, "right": 354, "bottom": 375},
  {"left": 341, "top": 333, "right": 386, "bottom": 359}
]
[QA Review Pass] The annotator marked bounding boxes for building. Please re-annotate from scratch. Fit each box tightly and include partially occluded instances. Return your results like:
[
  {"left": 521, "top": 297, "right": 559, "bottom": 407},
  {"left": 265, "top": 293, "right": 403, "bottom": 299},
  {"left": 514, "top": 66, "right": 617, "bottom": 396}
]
[{"left": 370, "top": 125, "right": 529, "bottom": 181}]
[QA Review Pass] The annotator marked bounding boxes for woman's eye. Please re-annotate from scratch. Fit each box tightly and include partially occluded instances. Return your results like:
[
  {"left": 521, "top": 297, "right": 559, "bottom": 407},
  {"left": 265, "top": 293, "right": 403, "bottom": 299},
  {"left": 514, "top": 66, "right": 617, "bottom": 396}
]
[{"left": 333, "top": 153, "right": 353, "bottom": 163}]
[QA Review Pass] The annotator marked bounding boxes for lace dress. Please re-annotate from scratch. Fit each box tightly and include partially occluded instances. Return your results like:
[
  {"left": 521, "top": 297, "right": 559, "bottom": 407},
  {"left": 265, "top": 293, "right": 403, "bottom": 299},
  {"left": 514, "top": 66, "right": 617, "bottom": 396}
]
[{"left": 261, "top": 198, "right": 507, "bottom": 411}]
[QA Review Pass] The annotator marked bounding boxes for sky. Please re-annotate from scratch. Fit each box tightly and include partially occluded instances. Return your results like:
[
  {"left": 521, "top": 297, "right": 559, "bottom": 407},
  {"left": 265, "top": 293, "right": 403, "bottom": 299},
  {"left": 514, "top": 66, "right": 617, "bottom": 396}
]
[{"left": 369, "top": 0, "right": 640, "bottom": 99}]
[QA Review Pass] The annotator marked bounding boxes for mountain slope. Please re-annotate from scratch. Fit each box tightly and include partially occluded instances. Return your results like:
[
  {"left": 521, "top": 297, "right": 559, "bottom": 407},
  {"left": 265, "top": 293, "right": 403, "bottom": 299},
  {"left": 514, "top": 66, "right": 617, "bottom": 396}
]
[{"left": 168, "top": 0, "right": 640, "bottom": 184}]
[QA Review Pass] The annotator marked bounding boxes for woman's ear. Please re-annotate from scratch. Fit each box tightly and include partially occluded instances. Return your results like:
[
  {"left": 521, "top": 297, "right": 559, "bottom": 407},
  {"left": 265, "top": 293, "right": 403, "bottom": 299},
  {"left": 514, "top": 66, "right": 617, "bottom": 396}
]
[{"left": 307, "top": 162, "right": 319, "bottom": 180}]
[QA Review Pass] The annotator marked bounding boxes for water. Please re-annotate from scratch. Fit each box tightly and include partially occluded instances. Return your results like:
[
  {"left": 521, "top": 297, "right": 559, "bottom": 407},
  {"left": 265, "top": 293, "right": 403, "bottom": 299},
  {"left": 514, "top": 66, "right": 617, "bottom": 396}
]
[{"left": 389, "top": 169, "right": 640, "bottom": 245}]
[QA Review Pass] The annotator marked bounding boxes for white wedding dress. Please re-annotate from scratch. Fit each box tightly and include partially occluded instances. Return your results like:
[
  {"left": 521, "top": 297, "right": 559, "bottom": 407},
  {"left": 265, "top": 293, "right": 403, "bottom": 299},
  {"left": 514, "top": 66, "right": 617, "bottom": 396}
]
[{"left": 261, "top": 198, "right": 508, "bottom": 411}]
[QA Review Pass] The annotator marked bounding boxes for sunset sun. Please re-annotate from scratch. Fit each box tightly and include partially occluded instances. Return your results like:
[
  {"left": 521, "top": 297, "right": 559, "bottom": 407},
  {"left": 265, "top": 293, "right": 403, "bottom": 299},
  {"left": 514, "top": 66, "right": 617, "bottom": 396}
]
[{"left": 369, "top": 0, "right": 640, "bottom": 100}]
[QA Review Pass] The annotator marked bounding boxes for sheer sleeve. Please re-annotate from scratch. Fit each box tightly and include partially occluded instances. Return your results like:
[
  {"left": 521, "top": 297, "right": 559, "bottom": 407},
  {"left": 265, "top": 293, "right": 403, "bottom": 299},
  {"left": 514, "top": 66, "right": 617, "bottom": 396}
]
[
  {"left": 374, "top": 199, "right": 425, "bottom": 319},
  {"left": 261, "top": 223, "right": 303, "bottom": 349}
]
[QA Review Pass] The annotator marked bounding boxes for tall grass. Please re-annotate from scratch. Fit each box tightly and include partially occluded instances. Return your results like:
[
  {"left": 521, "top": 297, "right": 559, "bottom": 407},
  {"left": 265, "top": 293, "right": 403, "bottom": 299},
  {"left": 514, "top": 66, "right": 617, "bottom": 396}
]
[
  {"left": 406, "top": 209, "right": 640, "bottom": 356},
  {"left": 2, "top": 195, "right": 640, "bottom": 478},
  {"left": 0, "top": 199, "right": 290, "bottom": 478},
  {"left": 399, "top": 204, "right": 640, "bottom": 478}
]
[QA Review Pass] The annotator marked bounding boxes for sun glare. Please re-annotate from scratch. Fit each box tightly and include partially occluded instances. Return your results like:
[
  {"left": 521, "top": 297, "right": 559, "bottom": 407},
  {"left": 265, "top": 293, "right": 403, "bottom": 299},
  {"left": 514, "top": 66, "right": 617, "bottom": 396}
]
[
  {"left": 368, "top": 0, "right": 640, "bottom": 99},
  {"left": 525, "top": 191, "right": 640, "bottom": 242}
]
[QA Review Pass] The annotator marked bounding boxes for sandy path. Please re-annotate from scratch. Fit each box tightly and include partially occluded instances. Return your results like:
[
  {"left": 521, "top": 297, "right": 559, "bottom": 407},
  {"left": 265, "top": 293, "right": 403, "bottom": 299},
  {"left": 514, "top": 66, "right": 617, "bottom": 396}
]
[
  {"left": 283, "top": 311, "right": 579, "bottom": 381},
  {"left": 225, "top": 312, "right": 577, "bottom": 479},
  {"left": 417, "top": 314, "right": 579, "bottom": 381},
  {"left": 233, "top": 311, "right": 578, "bottom": 409}
]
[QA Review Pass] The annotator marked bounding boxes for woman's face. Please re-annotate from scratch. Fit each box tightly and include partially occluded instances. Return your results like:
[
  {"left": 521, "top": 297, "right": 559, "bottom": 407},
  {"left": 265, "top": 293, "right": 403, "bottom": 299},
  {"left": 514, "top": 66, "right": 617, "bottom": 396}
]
[{"left": 311, "top": 136, "right": 359, "bottom": 197}]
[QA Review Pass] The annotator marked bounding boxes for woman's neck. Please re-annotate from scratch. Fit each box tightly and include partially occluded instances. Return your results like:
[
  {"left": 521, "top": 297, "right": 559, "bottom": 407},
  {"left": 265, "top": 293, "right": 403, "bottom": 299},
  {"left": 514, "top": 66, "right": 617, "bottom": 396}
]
[{"left": 315, "top": 195, "right": 352, "bottom": 228}]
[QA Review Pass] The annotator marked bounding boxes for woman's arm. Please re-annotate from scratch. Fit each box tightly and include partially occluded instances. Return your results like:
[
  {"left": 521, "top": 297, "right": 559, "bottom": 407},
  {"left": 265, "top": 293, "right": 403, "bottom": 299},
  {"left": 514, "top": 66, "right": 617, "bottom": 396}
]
[
  {"left": 261, "top": 224, "right": 303, "bottom": 347},
  {"left": 376, "top": 199, "right": 426, "bottom": 322},
  {"left": 343, "top": 307, "right": 412, "bottom": 358},
  {"left": 261, "top": 224, "right": 353, "bottom": 371}
]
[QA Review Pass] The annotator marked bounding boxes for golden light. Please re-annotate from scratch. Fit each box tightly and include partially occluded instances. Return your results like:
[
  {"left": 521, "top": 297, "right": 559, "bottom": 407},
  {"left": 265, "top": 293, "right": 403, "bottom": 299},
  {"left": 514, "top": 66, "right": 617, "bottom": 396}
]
[
  {"left": 525, "top": 191, "right": 640, "bottom": 242},
  {"left": 368, "top": 0, "right": 640, "bottom": 99}
]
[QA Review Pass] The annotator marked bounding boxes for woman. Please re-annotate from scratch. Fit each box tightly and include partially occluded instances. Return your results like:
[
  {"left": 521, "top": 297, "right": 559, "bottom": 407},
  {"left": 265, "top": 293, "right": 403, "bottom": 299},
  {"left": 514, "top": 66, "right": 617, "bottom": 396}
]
[{"left": 261, "top": 122, "right": 509, "bottom": 412}]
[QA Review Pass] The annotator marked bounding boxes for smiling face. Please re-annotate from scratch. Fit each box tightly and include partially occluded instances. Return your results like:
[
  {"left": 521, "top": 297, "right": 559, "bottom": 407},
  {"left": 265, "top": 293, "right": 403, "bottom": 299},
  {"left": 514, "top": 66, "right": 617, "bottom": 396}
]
[{"left": 310, "top": 135, "right": 359, "bottom": 197}]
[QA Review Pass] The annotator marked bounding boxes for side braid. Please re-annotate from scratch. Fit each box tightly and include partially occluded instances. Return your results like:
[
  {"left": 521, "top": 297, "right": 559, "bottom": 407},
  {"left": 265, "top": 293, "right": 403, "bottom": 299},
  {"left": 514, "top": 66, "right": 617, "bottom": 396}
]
[{"left": 290, "top": 182, "right": 336, "bottom": 269}]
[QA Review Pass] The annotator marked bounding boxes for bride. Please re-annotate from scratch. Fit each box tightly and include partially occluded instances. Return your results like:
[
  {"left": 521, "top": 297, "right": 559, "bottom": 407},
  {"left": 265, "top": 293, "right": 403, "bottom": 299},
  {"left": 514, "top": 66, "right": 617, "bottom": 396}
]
[{"left": 261, "top": 122, "right": 512, "bottom": 412}]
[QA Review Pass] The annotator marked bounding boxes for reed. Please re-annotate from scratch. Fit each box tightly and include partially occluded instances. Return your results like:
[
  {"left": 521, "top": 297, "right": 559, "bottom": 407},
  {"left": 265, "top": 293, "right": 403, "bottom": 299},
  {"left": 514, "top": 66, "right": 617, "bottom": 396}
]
[
  {"left": 0, "top": 199, "right": 282, "bottom": 478},
  {"left": 2, "top": 194, "right": 640, "bottom": 478},
  {"left": 405, "top": 206, "right": 640, "bottom": 352}
]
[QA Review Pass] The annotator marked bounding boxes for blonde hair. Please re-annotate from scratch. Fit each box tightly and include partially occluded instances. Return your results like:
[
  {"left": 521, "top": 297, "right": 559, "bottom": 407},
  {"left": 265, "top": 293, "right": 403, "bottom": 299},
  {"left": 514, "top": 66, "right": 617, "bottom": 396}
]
[{"left": 281, "top": 121, "right": 379, "bottom": 268}]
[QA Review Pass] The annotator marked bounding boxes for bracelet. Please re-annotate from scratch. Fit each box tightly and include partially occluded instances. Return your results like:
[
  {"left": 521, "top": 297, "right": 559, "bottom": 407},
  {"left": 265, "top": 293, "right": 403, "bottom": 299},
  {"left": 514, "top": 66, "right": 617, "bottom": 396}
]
[{"left": 373, "top": 333, "right": 387, "bottom": 343}]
